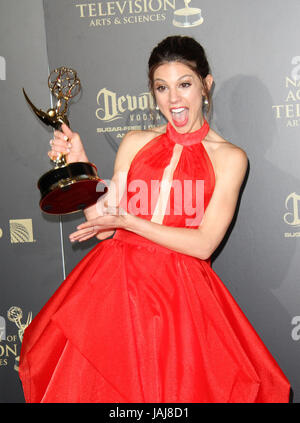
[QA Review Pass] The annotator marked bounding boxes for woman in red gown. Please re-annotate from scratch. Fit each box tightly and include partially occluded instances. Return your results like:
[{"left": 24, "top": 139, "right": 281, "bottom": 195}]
[{"left": 19, "top": 36, "right": 291, "bottom": 403}]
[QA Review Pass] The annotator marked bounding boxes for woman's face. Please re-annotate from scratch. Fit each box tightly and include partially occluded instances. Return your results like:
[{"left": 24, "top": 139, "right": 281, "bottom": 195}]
[{"left": 153, "top": 61, "right": 212, "bottom": 133}]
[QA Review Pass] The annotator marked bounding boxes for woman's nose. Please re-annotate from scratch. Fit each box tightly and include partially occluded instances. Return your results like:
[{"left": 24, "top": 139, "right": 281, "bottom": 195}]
[{"left": 169, "top": 87, "right": 180, "bottom": 103}]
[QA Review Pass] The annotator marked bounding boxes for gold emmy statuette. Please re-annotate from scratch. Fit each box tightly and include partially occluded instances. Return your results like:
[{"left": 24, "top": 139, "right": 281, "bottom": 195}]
[
  {"left": 23, "top": 66, "right": 108, "bottom": 214},
  {"left": 173, "top": 0, "right": 204, "bottom": 28}
]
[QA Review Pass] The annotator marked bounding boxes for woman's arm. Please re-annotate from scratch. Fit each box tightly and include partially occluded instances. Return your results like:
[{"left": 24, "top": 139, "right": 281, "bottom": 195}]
[
  {"left": 71, "top": 145, "right": 248, "bottom": 260},
  {"left": 83, "top": 168, "right": 128, "bottom": 240},
  {"left": 49, "top": 123, "right": 136, "bottom": 240},
  {"left": 82, "top": 195, "right": 115, "bottom": 240},
  {"left": 48, "top": 124, "right": 114, "bottom": 238},
  {"left": 82, "top": 129, "right": 152, "bottom": 239},
  {"left": 122, "top": 146, "right": 248, "bottom": 259}
]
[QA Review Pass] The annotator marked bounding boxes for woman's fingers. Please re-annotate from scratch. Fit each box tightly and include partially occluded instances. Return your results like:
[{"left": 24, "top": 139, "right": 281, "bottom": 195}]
[
  {"left": 69, "top": 227, "right": 99, "bottom": 243},
  {"left": 52, "top": 124, "right": 73, "bottom": 141},
  {"left": 53, "top": 129, "right": 69, "bottom": 142},
  {"left": 50, "top": 143, "right": 71, "bottom": 153},
  {"left": 70, "top": 227, "right": 93, "bottom": 237},
  {"left": 69, "top": 214, "right": 121, "bottom": 243},
  {"left": 47, "top": 123, "right": 88, "bottom": 164},
  {"left": 48, "top": 151, "right": 58, "bottom": 160},
  {"left": 49, "top": 144, "right": 70, "bottom": 154},
  {"left": 52, "top": 133, "right": 71, "bottom": 148},
  {"left": 61, "top": 123, "right": 74, "bottom": 139},
  {"left": 71, "top": 226, "right": 99, "bottom": 237},
  {"left": 76, "top": 220, "right": 97, "bottom": 230},
  {"left": 51, "top": 137, "right": 67, "bottom": 147},
  {"left": 49, "top": 132, "right": 72, "bottom": 157},
  {"left": 73, "top": 233, "right": 95, "bottom": 242}
]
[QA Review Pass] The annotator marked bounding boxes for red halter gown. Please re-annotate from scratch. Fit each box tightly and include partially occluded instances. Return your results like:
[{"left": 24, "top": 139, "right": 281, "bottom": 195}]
[{"left": 19, "top": 121, "right": 291, "bottom": 403}]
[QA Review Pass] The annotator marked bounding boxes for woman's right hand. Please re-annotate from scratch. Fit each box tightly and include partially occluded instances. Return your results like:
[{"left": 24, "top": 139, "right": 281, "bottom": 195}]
[{"left": 48, "top": 123, "right": 89, "bottom": 164}]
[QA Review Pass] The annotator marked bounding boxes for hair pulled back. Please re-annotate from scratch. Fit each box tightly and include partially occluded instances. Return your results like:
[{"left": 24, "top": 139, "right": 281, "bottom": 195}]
[{"left": 148, "top": 36, "right": 212, "bottom": 115}]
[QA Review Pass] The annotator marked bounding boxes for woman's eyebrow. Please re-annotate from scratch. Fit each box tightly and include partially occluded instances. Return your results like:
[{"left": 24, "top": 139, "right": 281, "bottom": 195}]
[{"left": 154, "top": 74, "right": 194, "bottom": 83}]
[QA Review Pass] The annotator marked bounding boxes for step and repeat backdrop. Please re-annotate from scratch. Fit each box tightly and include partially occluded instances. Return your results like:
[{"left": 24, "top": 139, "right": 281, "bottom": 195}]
[{"left": 0, "top": 0, "right": 299, "bottom": 403}]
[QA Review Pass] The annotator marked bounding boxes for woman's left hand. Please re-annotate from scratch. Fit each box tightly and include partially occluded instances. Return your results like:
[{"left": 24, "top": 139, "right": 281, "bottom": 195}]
[{"left": 69, "top": 202, "right": 128, "bottom": 243}]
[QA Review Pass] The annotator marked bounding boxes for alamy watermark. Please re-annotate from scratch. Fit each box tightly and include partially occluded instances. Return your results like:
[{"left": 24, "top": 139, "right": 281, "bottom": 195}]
[{"left": 96, "top": 172, "right": 205, "bottom": 226}]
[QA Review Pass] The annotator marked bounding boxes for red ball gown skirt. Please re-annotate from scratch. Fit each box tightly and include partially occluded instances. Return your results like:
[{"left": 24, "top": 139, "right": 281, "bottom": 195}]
[{"left": 19, "top": 122, "right": 291, "bottom": 402}]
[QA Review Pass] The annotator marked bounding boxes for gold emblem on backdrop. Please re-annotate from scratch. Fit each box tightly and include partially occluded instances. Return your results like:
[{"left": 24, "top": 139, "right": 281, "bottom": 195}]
[
  {"left": 283, "top": 192, "right": 300, "bottom": 238},
  {"left": 9, "top": 219, "right": 35, "bottom": 243},
  {"left": 7, "top": 307, "right": 32, "bottom": 371},
  {"left": 0, "top": 307, "right": 32, "bottom": 371}
]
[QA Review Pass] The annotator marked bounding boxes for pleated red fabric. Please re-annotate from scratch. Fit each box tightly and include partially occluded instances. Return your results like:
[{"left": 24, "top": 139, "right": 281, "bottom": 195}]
[{"left": 19, "top": 121, "right": 291, "bottom": 403}]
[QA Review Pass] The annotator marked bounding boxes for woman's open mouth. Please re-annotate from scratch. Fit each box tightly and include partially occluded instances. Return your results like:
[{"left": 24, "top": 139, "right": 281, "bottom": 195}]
[{"left": 171, "top": 107, "right": 189, "bottom": 127}]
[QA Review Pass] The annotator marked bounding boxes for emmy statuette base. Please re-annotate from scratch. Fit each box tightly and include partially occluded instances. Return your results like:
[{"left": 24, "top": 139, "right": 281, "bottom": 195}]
[{"left": 38, "top": 162, "right": 108, "bottom": 215}]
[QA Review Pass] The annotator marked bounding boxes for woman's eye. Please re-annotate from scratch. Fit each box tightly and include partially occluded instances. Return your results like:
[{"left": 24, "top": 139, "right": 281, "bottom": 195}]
[
  {"left": 156, "top": 85, "right": 166, "bottom": 92},
  {"left": 180, "top": 82, "right": 191, "bottom": 88}
]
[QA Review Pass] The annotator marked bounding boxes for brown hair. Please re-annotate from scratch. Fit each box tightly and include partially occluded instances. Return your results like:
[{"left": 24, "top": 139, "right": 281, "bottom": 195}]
[{"left": 148, "top": 36, "right": 212, "bottom": 116}]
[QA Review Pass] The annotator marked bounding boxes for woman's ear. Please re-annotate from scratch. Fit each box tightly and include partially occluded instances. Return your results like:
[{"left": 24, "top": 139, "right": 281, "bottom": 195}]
[{"left": 204, "top": 74, "right": 214, "bottom": 93}]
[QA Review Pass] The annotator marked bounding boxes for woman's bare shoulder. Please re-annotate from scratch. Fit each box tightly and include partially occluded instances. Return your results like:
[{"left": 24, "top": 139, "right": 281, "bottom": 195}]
[
  {"left": 124, "top": 124, "right": 166, "bottom": 142},
  {"left": 205, "top": 128, "right": 246, "bottom": 154},
  {"left": 203, "top": 127, "right": 248, "bottom": 178},
  {"left": 113, "top": 125, "right": 167, "bottom": 174},
  {"left": 121, "top": 124, "right": 167, "bottom": 154}
]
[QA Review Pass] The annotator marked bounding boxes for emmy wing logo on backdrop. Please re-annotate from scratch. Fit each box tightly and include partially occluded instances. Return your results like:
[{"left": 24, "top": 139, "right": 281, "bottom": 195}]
[
  {"left": 0, "top": 307, "right": 32, "bottom": 371},
  {"left": 7, "top": 307, "right": 32, "bottom": 371},
  {"left": 283, "top": 192, "right": 300, "bottom": 238},
  {"left": 272, "top": 56, "right": 300, "bottom": 127},
  {"left": 0, "top": 56, "right": 6, "bottom": 80}
]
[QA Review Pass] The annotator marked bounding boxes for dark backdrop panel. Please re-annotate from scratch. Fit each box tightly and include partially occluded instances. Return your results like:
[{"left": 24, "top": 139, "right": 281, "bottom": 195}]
[{"left": 0, "top": 0, "right": 64, "bottom": 403}]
